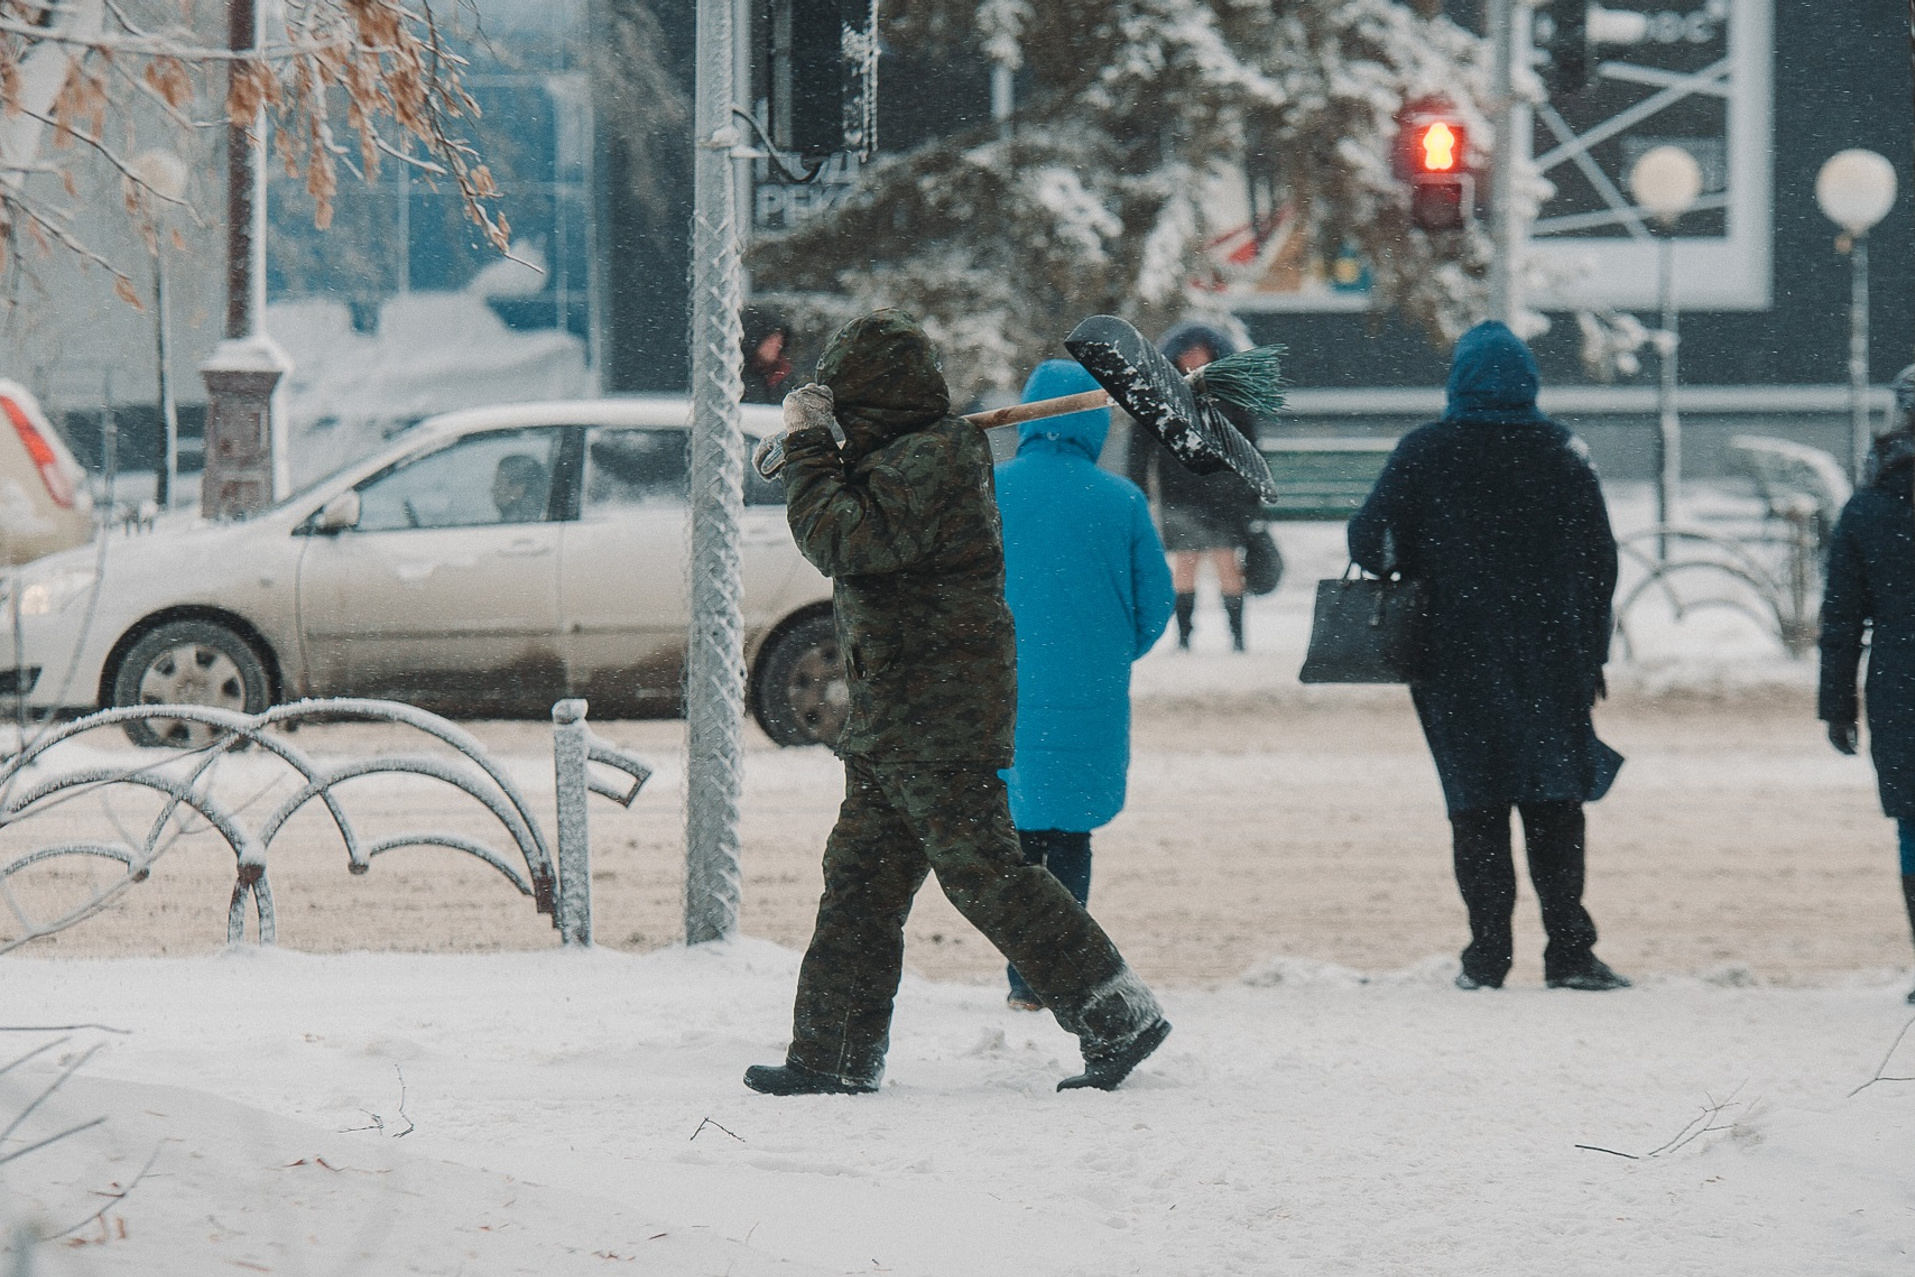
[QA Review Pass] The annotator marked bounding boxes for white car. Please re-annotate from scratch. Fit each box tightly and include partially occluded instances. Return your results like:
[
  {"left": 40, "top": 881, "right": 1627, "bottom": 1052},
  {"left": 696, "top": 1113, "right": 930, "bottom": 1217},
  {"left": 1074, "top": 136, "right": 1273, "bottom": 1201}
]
[{"left": 0, "top": 397, "right": 846, "bottom": 747}]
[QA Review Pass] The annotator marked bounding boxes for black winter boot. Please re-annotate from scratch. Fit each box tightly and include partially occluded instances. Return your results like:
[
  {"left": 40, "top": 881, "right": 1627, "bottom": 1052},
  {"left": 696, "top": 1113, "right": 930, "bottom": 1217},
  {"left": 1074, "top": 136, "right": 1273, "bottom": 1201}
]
[
  {"left": 1173, "top": 592, "right": 1196, "bottom": 649},
  {"left": 1057, "top": 1017, "right": 1172, "bottom": 1092},
  {"left": 1223, "top": 594, "right": 1245, "bottom": 652},
  {"left": 743, "top": 1060, "right": 878, "bottom": 1096},
  {"left": 1902, "top": 876, "right": 1915, "bottom": 1005}
]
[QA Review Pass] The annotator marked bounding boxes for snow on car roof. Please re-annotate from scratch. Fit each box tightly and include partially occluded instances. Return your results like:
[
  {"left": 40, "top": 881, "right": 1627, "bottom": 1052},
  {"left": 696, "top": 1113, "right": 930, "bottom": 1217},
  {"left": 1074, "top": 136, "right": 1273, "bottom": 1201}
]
[{"left": 416, "top": 395, "right": 786, "bottom": 438}]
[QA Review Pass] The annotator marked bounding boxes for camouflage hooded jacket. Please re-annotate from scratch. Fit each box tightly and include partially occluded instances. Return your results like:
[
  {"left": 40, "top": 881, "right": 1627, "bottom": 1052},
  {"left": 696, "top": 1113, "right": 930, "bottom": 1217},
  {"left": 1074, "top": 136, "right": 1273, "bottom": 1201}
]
[{"left": 780, "top": 311, "right": 1016, "bottom": 765}]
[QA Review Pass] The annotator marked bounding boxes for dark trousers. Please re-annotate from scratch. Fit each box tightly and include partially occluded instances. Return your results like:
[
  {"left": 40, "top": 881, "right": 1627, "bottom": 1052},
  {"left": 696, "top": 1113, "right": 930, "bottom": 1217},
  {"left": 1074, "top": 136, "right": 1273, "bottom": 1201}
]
[
  {"left": 1450, "top": 800, "right": 1599, "bottom": 983},
  {"left": 1006, "top": 829, "right": 1093, "bottom": 1002},
  {"left": 786, "top": 761, "right": 1156, "bottom": 1087}
]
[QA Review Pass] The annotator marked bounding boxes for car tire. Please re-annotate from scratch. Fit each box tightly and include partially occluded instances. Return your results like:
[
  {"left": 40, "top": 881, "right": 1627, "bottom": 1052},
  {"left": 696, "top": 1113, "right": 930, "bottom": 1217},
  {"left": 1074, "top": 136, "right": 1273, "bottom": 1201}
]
[
  {"left": 111, "top": 619, "right": 273, "bottom": 749},
  {"left": 752, "top": 612, "right": 846, "bottom": 748}
]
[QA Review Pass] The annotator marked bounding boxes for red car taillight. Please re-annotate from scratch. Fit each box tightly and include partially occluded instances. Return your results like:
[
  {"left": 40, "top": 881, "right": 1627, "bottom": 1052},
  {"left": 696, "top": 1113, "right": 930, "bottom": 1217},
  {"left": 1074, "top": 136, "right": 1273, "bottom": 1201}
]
[{"left": 0, "top": 394, "right": 76, "bottom": 509}]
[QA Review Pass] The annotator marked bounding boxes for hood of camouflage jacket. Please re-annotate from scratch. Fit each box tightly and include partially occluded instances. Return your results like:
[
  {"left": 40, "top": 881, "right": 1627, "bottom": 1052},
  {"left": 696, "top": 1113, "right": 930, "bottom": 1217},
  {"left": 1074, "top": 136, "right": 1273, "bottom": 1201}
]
[{"left": 816, "top": 310, "right": 953, "bottom": 464}]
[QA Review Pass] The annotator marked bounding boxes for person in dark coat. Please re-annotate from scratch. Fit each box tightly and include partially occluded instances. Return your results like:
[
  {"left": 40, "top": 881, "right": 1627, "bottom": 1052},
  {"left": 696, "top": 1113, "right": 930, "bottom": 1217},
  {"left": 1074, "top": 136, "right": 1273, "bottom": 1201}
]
[
  {"left": 1820, "top": 365, "right": 1915, "bottom": 1005},
  {"left": 743, "top": 312, "right": 1171, "bottom": 1096},
  {"left": 1349, "top": 321, "right": 1629, "bottom": 992},
  {"left": 995, "top": 359, "right": 1177, "bottom": 1010},
  {"left": 740, "top": 305, "right": 795, "bottom": 405},
  {"left": 1126, "top": 321, "right": 1263, "bottom": 651}
]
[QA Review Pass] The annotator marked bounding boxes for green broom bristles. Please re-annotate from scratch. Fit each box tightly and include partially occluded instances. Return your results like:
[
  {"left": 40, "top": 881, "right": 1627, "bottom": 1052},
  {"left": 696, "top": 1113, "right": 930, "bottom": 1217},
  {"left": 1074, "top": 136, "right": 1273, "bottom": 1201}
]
[{"left": 1188, "top": 344, "right": 1286, "bottom": 419}]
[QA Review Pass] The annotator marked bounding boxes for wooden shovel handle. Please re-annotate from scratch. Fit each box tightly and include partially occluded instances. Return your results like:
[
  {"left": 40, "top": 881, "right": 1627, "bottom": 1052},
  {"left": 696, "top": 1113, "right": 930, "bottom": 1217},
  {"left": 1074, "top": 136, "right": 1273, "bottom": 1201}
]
[{"left": 962, "top": 388, "right": 1114, "bottom": 430}]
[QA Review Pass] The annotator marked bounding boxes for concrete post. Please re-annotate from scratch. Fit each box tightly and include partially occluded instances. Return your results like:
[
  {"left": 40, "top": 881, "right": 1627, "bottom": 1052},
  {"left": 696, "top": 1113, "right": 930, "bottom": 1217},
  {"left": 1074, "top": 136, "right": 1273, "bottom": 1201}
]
[{"left": 198, "top": 334, "right": 290, "bottom": 519}]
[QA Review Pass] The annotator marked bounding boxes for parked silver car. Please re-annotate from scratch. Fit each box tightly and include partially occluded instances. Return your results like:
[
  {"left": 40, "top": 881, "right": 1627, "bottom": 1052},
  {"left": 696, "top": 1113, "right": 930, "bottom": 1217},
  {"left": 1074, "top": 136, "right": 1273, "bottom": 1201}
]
[{"left": 0, "top": 398, "right": 847, "bottom": 747}]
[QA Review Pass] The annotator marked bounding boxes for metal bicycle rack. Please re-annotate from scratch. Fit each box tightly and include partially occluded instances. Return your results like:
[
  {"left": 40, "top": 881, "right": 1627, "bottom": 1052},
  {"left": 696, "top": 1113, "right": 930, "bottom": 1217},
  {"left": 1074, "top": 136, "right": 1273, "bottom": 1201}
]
[{"left": 0, "top": 697, "right": 651, "bottom": 953}]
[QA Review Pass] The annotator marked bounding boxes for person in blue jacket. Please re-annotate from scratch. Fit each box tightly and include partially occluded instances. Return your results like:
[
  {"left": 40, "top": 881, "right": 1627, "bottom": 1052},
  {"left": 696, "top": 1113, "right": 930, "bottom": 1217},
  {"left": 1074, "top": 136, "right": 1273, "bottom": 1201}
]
[
  {"left": 996, "top": 359, "right": 1177, "bottom": 1010},
  {"left": 1350, "top": 322, "right": 1629, "bottom": 993},
  {"left": 1819, "top": 364, "right": 1915, "bottom": 1005}
]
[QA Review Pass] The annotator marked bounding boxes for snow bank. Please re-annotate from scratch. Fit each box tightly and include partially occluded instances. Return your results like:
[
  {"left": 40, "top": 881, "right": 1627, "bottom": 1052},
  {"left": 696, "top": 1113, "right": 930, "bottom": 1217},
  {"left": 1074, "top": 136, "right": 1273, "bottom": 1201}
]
[{"left": 1, "top": 944, "right": 1909, "bottom": 1275}]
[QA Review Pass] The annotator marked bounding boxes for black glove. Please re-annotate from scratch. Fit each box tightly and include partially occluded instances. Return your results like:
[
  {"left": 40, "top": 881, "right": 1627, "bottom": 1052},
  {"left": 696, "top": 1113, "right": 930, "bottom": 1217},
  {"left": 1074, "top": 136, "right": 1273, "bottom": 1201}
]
[{"left": 1827, "top": 720, "right": 1859, "bottom": 756}]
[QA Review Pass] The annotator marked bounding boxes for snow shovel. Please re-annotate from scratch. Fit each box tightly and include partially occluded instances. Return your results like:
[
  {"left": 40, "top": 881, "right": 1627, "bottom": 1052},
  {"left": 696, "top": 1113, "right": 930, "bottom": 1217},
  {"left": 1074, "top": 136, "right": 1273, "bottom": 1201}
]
[{"left": 751, "top": 314, "right": 1282, "bottom": 502}]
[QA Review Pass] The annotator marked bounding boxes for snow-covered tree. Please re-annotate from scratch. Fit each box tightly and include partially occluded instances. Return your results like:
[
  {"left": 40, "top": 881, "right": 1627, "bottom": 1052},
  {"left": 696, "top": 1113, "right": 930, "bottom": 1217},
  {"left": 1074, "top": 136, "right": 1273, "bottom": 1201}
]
[
  {"left": 0, "top": 0, "right": 506, "bottom": 300},
  {"left": 752, "top": 0, "right": 1492, "bottom": 402}
]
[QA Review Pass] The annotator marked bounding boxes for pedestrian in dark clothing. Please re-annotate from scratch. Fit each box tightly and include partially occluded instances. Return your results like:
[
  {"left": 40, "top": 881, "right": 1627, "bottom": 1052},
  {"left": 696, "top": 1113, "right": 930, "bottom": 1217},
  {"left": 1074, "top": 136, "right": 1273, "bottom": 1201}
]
[
  {"left": 741, "top": 305, "right": 795, "bottom": 404},
  {"left": 1349, "top": 321, "right": 1629, "bottom": 992},
  {"left": 995, "top": 359, "right": 1177, "bottom": 1010},
  {"left": 743, "top": 311, "right": 1171, "bottom": 1096},
  {"left": 1126, "top": 321, "right": 1263, "bottom": 651},
  {"left": 1820, "top": 363, "right": 1915, "bottom": 1005}
]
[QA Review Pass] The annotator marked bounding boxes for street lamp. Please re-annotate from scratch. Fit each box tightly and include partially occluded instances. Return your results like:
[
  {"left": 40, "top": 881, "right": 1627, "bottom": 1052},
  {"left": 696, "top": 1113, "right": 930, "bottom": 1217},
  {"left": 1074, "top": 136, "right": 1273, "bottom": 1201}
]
[
  {"left": 130, "top": 148, "right": 188, "bottom": 512},
  {"left": 1629, "top": 145, "right": 1702, "bottom": 556},
  {"left": 1815, "top": 148, "right": 1898, "bottom": 480}
]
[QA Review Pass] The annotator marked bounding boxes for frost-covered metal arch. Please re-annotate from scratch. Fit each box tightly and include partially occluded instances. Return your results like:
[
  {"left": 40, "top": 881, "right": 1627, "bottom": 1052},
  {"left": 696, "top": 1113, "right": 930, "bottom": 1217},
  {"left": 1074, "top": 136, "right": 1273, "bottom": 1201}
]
[{"left": 0, "top": 698, "right": 649, "bottom": 952}]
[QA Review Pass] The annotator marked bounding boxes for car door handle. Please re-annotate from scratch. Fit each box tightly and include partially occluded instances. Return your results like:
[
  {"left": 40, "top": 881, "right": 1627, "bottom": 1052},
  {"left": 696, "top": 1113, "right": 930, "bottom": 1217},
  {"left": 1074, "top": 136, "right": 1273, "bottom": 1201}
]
[{"left": 498, "top": 539, "right": 552, "bottom": 558}]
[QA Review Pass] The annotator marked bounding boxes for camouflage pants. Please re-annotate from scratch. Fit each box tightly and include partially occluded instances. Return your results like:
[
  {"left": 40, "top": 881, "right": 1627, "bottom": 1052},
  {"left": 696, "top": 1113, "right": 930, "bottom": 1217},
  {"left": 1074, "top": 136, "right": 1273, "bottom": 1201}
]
[{"left": 785, "top": 760, "right": 1161, "bottom": 1088}]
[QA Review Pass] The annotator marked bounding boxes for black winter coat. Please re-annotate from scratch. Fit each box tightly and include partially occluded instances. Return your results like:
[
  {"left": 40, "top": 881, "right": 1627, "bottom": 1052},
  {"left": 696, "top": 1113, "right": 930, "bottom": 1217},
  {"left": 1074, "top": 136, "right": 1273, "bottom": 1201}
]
[
  {"left": 1819, "top": 458, "right": 1915, "bottom": 817},
  {"left": 1349, "top": 417, "right": 1622, "bottom": 815}
]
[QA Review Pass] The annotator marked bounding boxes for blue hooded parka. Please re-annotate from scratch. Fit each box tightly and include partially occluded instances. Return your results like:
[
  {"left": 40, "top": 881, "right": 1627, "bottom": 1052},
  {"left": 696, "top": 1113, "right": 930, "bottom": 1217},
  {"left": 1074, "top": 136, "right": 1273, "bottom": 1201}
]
[
  {"left": 997, "top": 360, "right": 1176, "bottom": 832},
  {"left": 1349, "top": 322, "right": 1622, "bottom": 815}
]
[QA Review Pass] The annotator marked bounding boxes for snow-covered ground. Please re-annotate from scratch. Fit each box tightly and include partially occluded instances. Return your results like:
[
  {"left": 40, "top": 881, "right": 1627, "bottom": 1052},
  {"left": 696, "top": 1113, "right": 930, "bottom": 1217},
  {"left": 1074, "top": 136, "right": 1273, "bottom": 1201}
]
[
  {"left": 3, "top": 942, "right": 1912, "bottom": 1276},
  {"left": 5, "top": 477, "right": 1903, "bottom": 1274}
]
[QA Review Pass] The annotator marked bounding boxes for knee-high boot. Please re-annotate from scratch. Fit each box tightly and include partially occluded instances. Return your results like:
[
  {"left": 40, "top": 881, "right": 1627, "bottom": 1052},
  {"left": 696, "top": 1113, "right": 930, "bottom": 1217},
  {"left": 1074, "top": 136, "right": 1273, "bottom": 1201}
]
[
  {"left": 1223, "top": 595, "right": 1245, "bottom": 652},
  {"left": 1174, "top": 593, "right": 1196, "bottom": 649}
]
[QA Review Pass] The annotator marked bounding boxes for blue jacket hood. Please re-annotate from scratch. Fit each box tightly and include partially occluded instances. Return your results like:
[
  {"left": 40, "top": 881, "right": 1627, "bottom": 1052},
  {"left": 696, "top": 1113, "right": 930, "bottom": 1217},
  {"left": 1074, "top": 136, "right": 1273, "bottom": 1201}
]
[
  {"left": 1444, "top": 321, "right": 1545, "bottom": 425},
  {"left": 1018, "top": 359, "right": 1109, "bottom": 461}
]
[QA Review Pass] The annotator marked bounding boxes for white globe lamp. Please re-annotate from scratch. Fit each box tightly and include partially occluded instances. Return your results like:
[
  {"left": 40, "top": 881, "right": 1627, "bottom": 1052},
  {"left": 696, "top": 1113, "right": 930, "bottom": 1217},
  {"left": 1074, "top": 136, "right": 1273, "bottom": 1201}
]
[
  {"left": 1816, "top": 149, "right": 1897, "bottom": 236},
  {"left": 1628, "top": 145, "right": 1703, "bottom": 225}
]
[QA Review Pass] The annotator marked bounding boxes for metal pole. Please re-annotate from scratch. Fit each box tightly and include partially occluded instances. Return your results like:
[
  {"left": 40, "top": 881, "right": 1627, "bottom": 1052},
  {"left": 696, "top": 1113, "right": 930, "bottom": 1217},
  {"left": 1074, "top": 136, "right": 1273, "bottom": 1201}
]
[
  {"left": 225, "top": 0, "right": 262, "bottom": 342},
  {"left": 1486, "top": 0, "right": 1516, "bottom": 324},
  {"left": 1655, "top": 231, "right": 1680, "bottom": 556},
  {"left": 683, "top": 0, "right": 746, "bottom": 945},
  {"left": 552, "top": 698, "right": 592, "bottom": 946},
  {"left": 154, "top": 248, "right": 178, "bottom": 511},
  {"left": 1848, "top": 233, "right": 1872, "bottom": 480}
]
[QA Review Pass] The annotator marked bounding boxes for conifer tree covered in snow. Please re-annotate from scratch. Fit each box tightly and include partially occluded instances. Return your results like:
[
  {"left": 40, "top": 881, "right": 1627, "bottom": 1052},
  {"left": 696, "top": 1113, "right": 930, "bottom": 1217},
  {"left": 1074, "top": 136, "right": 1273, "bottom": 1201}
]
[{"left": 753, "top": 0, "right": 1492, "bottom": 401}]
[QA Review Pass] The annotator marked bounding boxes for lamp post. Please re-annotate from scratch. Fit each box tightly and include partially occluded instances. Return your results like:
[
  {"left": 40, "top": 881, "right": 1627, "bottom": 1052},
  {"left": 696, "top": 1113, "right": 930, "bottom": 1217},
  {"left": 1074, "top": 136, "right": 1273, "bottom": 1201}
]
[
  {"left": 1815, "top": 149, "right": 1898, "bottom": 481},
  {"left": 1628, "top": 145, "right": 1702, "bottom": 558},
  {"left": 131, "top": 149, "right": 188, "bottom": 512}
]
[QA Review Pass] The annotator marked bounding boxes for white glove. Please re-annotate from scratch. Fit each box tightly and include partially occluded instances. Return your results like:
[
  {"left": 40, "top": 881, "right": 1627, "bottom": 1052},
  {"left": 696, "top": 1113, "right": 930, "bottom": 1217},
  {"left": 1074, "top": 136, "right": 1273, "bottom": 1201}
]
[
  {"left": 782, "top": 382, "right": 836, "bottom": 435},
  {"left": 753, "top": 384, "right": 837, "bottom": 480}
]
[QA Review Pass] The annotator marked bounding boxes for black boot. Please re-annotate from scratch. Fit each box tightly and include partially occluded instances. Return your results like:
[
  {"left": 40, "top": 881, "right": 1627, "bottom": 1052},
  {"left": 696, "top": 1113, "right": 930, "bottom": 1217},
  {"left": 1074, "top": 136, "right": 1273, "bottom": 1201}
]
[
  {"left": 1057, "top": 1017, "right": 1172, "bottom": 1092},
  {"left": 1173, "top": 592, "right": 1196, "bottom": 649},
  {"left": 1902, "top": 875, "right": 1915, "bottom": 1005},
  {"left": 743, "top": 1060, "right": 878, "bottom": 1096},
  {"left": 1223, "top": 594, "right": 1245, "bottom": 652}
]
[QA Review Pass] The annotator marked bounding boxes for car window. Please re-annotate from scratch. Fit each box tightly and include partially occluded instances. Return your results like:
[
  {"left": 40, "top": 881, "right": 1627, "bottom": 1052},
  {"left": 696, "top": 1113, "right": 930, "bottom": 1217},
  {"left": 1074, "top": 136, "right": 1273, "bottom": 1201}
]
[
  {"left": 579, "top": 425, "right": 786, "bottom": 512},
  {"left": 583, "top": 428, "right": 687, "bottom": 510},
  {"left": 355, "top": 427, "right": 563, "bottom": 531}
]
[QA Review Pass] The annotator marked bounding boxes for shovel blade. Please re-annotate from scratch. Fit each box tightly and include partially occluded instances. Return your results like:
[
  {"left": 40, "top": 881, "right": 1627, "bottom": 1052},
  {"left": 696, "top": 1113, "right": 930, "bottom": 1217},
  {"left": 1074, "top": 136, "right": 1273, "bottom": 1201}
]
[{"left": 1064, "top": 314, "right": 1279, "bottom": 502}]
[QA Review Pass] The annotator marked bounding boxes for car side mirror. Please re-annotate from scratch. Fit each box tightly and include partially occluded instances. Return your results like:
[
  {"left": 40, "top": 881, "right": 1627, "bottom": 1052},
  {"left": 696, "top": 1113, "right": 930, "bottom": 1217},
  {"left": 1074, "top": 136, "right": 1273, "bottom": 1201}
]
[{"left": 315, "top": 490, "right": 361, "bottom": 534}]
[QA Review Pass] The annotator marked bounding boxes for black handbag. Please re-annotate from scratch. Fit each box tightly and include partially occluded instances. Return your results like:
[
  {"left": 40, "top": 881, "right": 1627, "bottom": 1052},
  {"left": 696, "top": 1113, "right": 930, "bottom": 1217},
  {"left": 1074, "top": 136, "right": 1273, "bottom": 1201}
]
[
  {"left": 1241, "top": 521, "right": 1283, "bottom": 597},
  {"left": 1298, "top": 565, "right": 1427, "bottom": 684}
]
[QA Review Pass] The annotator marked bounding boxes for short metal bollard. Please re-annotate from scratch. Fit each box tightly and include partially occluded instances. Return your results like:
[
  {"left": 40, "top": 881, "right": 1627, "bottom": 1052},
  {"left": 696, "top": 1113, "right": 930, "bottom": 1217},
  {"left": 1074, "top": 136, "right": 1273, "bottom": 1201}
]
[{"left": 551, "top": 699, "right": 653, "bottom": 946}]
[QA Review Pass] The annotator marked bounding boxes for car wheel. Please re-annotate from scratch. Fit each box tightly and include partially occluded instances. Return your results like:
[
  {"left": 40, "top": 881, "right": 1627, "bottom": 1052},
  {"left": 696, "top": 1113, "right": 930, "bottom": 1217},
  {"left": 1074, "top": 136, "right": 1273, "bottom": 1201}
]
[
  {"left": 111, "top": 620, "right": 272, "bottom": 749},
  {"left": 752, "top": 613, "right": 846, "bottom": 748}
]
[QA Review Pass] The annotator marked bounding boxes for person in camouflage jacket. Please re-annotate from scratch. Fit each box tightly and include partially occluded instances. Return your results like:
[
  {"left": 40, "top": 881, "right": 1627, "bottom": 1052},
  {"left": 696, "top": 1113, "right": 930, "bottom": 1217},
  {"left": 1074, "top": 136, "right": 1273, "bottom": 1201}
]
[{"left": 744, "top": 310, "right": 1171, "bottom": 1096}]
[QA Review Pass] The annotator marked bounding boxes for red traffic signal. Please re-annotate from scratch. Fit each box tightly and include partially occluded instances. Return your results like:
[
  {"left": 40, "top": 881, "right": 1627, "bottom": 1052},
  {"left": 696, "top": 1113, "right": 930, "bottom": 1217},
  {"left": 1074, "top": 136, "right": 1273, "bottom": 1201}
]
[
  {"left": 1395, "top": 106, "right": 1474, "bottom": 232},
  {"left": 1411, "top": 120, "right": 1465, "bottom": 174}
]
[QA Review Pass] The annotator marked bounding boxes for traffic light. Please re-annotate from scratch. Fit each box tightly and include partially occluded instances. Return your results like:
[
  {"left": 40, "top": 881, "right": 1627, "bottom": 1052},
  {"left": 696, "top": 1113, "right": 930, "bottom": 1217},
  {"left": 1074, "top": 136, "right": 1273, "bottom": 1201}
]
[
  {"left": 766, "top": 0, "right": 879, "bottom": 162},
  {"left": 1534, "top": 3, "right": 1649, "bottom": 97},
  {"left": 1396, "top": 108, "right": 1473, "bottom": 233}
]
